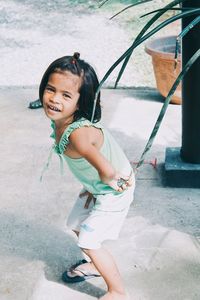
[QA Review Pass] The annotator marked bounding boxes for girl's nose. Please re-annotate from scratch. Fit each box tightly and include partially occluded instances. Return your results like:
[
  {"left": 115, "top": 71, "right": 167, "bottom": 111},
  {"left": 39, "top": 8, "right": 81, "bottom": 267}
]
[{"left": 50, "top": 93, "right": 61, "bottom": 103}]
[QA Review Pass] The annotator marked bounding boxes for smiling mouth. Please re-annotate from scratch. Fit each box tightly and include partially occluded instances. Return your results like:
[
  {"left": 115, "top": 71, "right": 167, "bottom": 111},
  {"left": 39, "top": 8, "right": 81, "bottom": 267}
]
[{"left": 47, "top": 104, "right": 61, "bottom": 112}]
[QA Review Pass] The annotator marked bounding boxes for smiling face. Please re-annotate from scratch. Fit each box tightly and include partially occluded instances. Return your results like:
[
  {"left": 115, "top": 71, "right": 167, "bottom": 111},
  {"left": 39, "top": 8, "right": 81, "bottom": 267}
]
[{"left": 43, "top": 71, "right": 82, "bottom": 127}]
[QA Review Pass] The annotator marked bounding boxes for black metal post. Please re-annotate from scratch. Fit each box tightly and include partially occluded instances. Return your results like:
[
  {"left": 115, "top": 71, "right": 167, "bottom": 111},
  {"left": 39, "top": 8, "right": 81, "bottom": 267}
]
[
  {"left": 181, "top": 0, "right": 200, "bottom": 163},
  {"left": 164, "top": 0, "right": 200, "bottom": 187}
]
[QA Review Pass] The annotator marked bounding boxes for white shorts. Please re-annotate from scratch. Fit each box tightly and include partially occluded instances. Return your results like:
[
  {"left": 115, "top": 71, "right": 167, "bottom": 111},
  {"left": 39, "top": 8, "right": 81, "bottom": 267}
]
[{"left": 67, "top": 184, "right": 135, "bottom": 249}]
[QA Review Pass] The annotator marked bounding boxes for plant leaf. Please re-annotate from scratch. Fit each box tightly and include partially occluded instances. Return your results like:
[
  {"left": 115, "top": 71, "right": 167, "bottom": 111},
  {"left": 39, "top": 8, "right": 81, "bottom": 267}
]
[
  {"left": 110, "top": 0, "right": 152, "bottom": 20},
  {"left": 91, "top": 0, "right": 200, "bottom": 122},
  {"left": 140, "top": 6, "right": 194, "bottom": 18},
  {"left": 99, "top": 0, "right": 110, "bottom": 8},
  {"left": 135, "top": 48, "right": 200, "bottom": 169},
  {"left": 174, "top": 15, "right": 200, "bottom": 67},
  {"left": 114, "top": 0, "right": 187, "bottom": 87},
  {"left": 105, "top": 8, "right": 200, "bottom": 89}
]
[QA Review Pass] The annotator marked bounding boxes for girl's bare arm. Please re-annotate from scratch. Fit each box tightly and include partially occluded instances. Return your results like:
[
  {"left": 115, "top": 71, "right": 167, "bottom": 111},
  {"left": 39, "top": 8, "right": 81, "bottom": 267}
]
[{"left": 69, "top": 127, "right": 132, "bottom": 192}]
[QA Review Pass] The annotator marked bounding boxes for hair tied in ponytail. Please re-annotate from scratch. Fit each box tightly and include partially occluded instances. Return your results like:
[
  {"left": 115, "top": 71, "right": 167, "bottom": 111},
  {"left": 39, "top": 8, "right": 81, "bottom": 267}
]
[{"left": 73, "top": 52, "right": 80, "bottom": 60}]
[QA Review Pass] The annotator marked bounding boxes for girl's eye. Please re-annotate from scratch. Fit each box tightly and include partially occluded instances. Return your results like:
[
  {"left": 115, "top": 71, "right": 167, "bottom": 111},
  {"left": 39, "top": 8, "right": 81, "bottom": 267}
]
[
  {"left": 63, "top": 93, "right": 70, "bottom": 99},
  {"left": 45, "top": 86, "right": 54, "bottom": 92}
]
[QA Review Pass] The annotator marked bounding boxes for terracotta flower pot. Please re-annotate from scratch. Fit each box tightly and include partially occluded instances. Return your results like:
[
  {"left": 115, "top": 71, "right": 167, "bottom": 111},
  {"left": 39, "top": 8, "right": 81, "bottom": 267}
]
[{"left": 145, "top": 35, "right": 181, "bottom": 104}]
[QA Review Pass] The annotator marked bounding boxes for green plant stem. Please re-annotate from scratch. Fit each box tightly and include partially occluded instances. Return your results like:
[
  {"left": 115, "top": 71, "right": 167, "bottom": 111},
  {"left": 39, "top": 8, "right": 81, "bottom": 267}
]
[
  {"left": 91, "top": 7, "right": 200, "bottom": 122},
  {"left": 101, "top": 8, "right": 200, "bottom": 87},
  {"left": 136, "top": 49, "right": 200, "bottom": 169},
  {"left": 110, "top": 0, "right": 152, "bottom": 20},
  {"left": 174, "top": 15, "right": 200, "bottom": 66},
  {"left": 114, "top": 0, "right": 189, "bottom": 88}
]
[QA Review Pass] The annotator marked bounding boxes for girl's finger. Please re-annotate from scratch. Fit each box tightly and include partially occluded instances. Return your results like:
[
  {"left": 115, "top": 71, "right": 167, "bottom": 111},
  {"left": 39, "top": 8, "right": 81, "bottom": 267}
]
[
  {"left": 117, "top": 186, "right": 123, "bottom": 193},
  {"left": 119, "top": 170, "right": 133, "bottom": 187},
  {"left": 118, "top": 170, "right": 132, "bottom": 181},
  {"left": 126, "top": 177, "right": 133, "bottom": 186},
  {"left": 108, "top": 180, "right": 122, "bottom": 192},
  {"left": 122, "top": 183, "right": 128, "bottom": 190}
]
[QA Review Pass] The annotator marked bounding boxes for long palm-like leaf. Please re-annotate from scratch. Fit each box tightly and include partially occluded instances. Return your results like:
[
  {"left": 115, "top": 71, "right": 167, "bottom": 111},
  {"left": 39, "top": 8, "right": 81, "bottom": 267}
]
[
  {"left": 140, "top": 6, "right": 194, "bottom": 17},
  {"left": 114, "top": 0, "right": 187, "bottom": 88},
  {"left": 103, "top": 8, "right": 200, "bottom": 88},
  {"left": 135, "top": 48, "right": 200, "bottom": 169},
  {"left": 99, "top": 0, "right": 110, "bottom": 8},
  {"left": 174, "top": 16, "right": 200, "bottom": 63},
  {"left": 99, "top": 0, "right": 147, "bottom": 8},
  {"left": 90, "top": 7, "right": 200, "bottom": 122},
  {"left": 110, "top": 0, "right": 152, "bottom": 20}
]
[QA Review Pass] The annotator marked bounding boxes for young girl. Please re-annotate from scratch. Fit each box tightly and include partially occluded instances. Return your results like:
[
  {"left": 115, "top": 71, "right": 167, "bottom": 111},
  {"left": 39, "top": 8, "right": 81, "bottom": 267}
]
[{"left": 40, "top": 52, "right": 135, "bottom": 300}]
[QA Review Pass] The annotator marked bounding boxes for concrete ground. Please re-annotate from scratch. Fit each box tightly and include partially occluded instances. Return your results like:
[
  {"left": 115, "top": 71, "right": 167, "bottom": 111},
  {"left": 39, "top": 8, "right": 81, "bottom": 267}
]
[
  {"left": 1, "top": 1, "right": 200, "bottom": 299},
  {"left": 0, "top": 86, "right": 200, "bottom": 300}
]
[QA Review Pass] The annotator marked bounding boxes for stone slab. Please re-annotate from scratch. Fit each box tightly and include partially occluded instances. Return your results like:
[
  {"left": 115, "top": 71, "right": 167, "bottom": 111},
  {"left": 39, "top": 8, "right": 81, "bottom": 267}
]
[{"left": 165, "top": 147, "right": 200, "bottom": 188}]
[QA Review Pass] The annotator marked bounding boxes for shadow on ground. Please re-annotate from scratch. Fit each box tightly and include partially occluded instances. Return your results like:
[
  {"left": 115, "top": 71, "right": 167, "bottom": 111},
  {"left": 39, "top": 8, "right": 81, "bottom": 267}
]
[{"left": 0, "top": 211, "right": 104, "bottom": 298}]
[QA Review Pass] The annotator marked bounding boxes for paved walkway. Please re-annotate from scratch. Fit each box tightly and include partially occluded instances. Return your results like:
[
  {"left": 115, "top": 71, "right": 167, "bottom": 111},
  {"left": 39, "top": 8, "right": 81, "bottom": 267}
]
[
  {"left": 0, "top": 0, "right": 147, "bottom": 87},
  {"left": 0, "top": 87, "right": 200, "bottom": 300},
  {"left": 0, "top": 0, "right": 180, "bottom": 89},
  {"left": 1, "top": 1, "right": 200, "bottom": 299}
]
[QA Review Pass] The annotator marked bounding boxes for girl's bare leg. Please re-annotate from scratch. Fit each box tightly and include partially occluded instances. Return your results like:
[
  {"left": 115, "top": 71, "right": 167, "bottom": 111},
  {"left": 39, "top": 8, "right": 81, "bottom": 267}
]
[
  {"left": 71, "top": 230, "right": 99, "bottom": 275},
  {"left": 82, "top": 247, "right": 128, "bottom": 300}
]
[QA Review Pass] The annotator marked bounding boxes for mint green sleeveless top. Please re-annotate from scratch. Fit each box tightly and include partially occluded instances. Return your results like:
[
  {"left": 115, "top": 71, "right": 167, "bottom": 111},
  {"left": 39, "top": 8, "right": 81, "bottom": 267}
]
[{"left": 50, "top": 118, "right": 133, "bottom": 196}]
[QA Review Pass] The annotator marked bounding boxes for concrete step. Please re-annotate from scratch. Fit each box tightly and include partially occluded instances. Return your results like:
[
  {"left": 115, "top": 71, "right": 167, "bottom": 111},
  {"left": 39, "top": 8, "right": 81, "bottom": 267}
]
[
  {"left": 0, "top": 257, "right": 44, "bottom": 300},
  {"left": 30, "top": 274, "right": 97, "bottom": 300}
]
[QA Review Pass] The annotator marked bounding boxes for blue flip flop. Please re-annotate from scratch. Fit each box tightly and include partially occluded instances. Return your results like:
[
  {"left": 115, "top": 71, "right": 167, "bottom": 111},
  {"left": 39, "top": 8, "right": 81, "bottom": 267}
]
[
  {"left": 62, "top": 260, "right": 101, "bottom": 283},
  {"left": 69, "top": 259, "right": 88, "bottom": 272}
]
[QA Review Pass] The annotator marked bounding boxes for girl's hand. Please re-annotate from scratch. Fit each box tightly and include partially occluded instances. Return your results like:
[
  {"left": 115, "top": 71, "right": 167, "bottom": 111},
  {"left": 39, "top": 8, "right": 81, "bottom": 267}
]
[{"left": 106, "top": 171, "right": 133, "bottom": 192}]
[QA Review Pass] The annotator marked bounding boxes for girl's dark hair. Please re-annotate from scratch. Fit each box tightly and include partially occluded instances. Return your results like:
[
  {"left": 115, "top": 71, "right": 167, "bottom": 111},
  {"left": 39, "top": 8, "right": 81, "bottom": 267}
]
[{"left": 39, "top": 52, "right": 101, "bottom": 122}]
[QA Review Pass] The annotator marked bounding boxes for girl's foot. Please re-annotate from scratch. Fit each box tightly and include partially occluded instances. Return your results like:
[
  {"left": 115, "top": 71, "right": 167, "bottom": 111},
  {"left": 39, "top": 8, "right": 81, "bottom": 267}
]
[
  {"left": 68, "top": 261, "right": 100, "bottom": 277},
  {"left": 62, "top": 261, "right": 101, "bottom": 283},
  {"left": 99, "top": 291, "right": 129, "bottom": 300}
]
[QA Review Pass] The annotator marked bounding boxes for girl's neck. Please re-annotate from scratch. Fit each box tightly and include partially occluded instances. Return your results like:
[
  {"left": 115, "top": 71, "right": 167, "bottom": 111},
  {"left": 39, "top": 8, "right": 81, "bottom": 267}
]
[{"left": 54, "top": 116, "right": 74, "bottom": 131}]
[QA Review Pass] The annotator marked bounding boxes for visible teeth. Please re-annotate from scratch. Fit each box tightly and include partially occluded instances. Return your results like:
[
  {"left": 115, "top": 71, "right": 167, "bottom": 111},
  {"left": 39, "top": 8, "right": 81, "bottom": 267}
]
[{"left": 49, "top": 105, "right": 60, "bottom": 112}]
